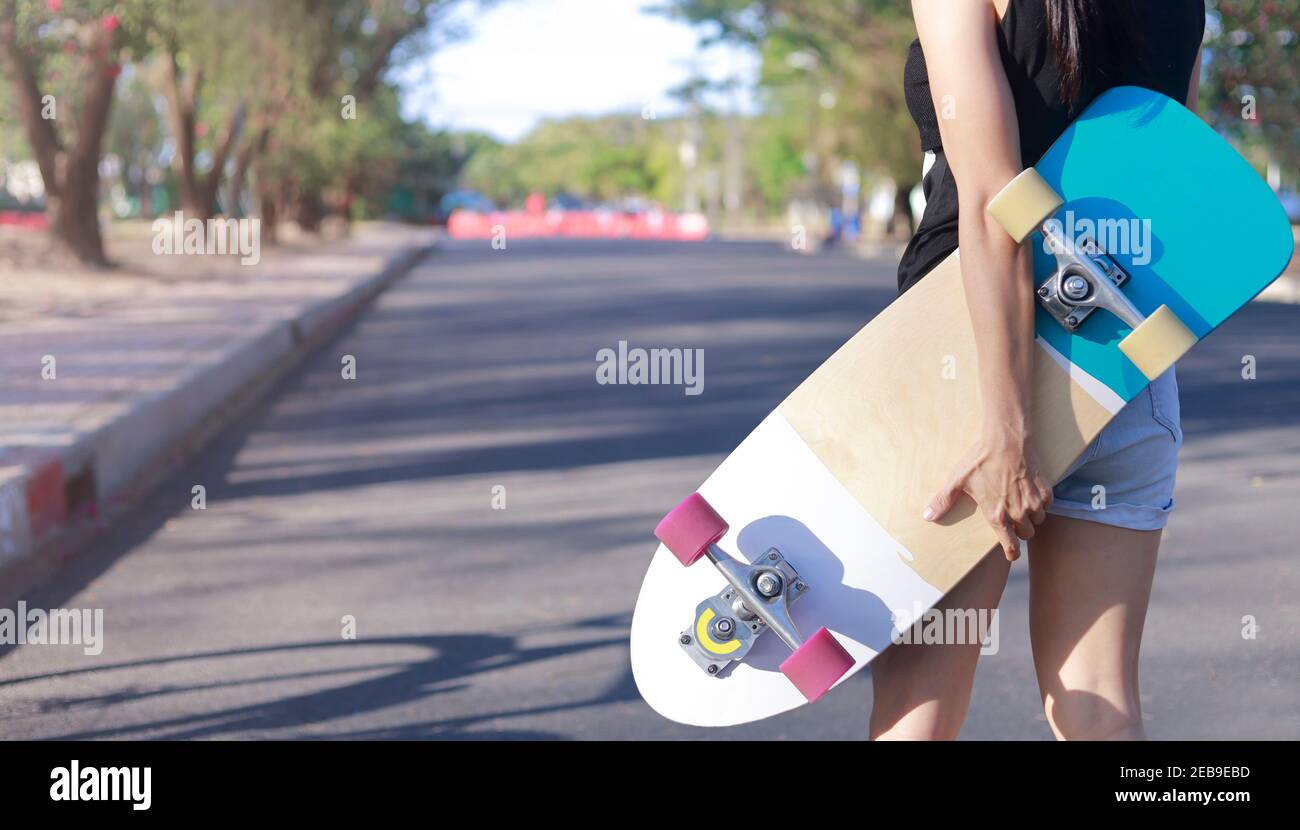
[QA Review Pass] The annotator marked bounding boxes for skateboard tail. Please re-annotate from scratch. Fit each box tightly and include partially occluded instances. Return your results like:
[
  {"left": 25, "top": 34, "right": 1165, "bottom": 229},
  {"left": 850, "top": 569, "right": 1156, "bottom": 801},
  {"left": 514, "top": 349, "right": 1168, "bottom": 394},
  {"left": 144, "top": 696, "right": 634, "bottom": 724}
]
[{"left": 631, "top": 411, "right": 946, "bottom": 727}]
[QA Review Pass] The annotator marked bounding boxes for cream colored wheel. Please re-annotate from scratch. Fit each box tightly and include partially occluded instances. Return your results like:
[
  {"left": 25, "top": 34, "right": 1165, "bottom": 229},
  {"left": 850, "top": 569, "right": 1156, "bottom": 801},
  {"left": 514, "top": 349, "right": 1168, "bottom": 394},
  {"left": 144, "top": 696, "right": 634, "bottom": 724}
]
[
  {"left": 1118, "top": 305, "right": 1198, "bottom": 380},
  {"left": 986, "top": 168, "right": 1064, "bottom": 243}
]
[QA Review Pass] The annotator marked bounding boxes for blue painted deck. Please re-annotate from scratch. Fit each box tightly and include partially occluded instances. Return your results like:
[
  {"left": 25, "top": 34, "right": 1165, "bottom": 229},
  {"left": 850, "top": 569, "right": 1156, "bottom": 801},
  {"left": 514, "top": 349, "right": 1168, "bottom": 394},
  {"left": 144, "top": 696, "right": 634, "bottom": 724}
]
[{"left": 1029, "top": 86, "right": 1293, "bottom": 402}]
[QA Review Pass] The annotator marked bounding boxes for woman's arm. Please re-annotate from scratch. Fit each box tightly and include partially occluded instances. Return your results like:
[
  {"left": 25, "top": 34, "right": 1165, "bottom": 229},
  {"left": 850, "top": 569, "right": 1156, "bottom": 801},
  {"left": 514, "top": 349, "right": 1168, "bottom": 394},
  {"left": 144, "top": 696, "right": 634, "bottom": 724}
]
[
  {"left": 912, "top": 0, "right": 1052, "bottom": 560},
  {"left": 1187, "top": 48, "right": 1202, "bottom": 113}
]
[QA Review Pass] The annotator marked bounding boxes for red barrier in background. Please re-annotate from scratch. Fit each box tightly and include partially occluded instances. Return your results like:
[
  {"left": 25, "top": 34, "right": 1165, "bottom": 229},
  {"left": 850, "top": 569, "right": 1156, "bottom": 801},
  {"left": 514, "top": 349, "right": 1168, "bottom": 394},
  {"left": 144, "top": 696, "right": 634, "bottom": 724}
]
[
  {"left": 0, "top": 212, "right": 49, "bottom": 229},
  {"left": 447, "top": 209, "right": 709, "bottom": 241}
]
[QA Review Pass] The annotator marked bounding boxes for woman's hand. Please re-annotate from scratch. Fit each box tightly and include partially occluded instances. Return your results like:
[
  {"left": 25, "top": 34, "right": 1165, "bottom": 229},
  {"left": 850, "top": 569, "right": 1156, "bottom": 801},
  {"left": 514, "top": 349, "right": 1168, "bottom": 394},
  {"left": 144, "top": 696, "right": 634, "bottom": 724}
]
[{"left": 923, "top": 427, "right": 1053, "bottom": 561}]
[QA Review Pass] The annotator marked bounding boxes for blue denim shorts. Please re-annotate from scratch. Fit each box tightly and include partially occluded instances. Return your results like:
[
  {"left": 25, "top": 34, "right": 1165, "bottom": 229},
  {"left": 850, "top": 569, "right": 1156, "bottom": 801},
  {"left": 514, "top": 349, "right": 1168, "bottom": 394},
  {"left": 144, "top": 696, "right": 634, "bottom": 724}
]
[{"left": 1047, "top": 367, "right": 1182, "bottom": 531}]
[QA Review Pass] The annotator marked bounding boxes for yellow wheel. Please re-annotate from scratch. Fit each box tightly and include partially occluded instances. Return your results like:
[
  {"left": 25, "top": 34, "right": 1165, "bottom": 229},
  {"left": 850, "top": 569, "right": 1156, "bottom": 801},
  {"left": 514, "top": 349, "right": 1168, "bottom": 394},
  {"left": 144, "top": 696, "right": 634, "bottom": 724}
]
[
  {"left": 986, "top": 168, "right": 1063, "bottom": 243},
  {"left": 1118, "top": 305, "right": 1197, "bottom": 380}
]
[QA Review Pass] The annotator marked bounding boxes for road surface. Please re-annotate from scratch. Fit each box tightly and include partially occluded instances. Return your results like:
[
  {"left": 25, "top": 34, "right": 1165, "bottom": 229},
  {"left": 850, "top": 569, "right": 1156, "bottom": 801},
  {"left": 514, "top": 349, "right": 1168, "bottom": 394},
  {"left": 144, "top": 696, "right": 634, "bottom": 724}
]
[{"left": 1, "top": 238, "right": 1297, "bottom": 739}]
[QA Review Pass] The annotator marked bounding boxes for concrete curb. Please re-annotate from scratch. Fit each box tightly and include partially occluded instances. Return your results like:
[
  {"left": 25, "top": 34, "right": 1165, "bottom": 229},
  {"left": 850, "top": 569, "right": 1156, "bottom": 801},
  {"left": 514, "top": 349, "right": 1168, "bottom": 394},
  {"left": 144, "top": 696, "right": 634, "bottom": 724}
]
[{"left": 0, "top": 237, "right": 431, "bottom": 604}]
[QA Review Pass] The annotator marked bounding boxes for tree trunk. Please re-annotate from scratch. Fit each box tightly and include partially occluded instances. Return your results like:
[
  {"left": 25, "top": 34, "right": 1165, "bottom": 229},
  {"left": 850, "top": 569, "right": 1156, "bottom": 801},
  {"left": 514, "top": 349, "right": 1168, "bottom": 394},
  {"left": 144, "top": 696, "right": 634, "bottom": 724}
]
[
  {"left": 256, "top": 167, "right": 280, "bottom": 245},
  {"left": 140, "top": 171, "right": 154, "bottom": 218},
  {"left": 227, "top": 125, "right": 269, "bottom": 218},
  {"left": 296, "top": 189, "right": 324, "bottom": 233},
  {"left": 0, "top": 14, "right": 118, "bottom": 266},
  {"left": 338, "top": 173, "right": 361, "bottom": 225},
  {"left": 227, "top": 157, "right": 250, "bottom": 218},
  {"left": 163, "top": 50, "right": 206, "bottom": 219},
  {"left": 199, "top": 105, "right": 245, "bottom": 215},
  {"left": 49, "top": 185, "right": 108, "bottom": 266},
  {"left": 161, "top": 53, "right": 244, "bottom": 220}
]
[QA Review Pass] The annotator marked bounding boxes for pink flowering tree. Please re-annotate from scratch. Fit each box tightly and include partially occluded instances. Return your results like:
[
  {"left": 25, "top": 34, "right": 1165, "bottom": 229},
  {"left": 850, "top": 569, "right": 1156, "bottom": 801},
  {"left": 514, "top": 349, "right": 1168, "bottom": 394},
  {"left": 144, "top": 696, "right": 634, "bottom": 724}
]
[{"left": 0, "top": 0, "right": 151, "bottom": 265}]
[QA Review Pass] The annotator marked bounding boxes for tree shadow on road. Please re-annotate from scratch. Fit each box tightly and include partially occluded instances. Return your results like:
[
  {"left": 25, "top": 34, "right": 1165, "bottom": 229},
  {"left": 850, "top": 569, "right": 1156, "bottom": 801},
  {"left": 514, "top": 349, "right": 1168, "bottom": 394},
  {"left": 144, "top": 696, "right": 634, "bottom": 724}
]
[{"left": 0, "top": 615, "right": 636, "bottom": 740}]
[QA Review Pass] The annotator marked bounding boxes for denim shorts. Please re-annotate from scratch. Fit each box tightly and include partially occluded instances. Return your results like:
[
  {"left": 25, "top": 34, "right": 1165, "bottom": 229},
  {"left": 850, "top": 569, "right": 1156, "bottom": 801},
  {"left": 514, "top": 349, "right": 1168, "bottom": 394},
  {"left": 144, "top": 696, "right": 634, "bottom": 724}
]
[{"left": 1047, "top": 367, "right": 1182, "bottom": 531}]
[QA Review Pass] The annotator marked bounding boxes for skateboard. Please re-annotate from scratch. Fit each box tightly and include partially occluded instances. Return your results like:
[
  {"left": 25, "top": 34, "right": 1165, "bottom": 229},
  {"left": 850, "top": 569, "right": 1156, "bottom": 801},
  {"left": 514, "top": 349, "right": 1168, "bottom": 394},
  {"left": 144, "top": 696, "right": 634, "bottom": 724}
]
[{"left": 630, "top": 86, "right": 1295, "bottom": 727}]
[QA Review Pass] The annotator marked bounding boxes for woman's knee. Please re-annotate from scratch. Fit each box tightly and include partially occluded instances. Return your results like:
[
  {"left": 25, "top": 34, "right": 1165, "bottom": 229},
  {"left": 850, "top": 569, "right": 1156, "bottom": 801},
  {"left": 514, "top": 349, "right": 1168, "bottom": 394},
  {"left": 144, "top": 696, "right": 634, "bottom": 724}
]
[{"left": 1044, "top": 690, "right": 1145, "bottom": 740}]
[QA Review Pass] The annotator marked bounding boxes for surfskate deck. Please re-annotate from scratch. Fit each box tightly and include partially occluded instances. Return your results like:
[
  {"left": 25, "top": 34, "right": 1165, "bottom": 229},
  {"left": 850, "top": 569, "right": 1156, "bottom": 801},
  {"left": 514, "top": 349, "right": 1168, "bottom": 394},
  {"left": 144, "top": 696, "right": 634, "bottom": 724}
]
[{"left": 630, "top": 86, "right": 1293, "bottom": 727}]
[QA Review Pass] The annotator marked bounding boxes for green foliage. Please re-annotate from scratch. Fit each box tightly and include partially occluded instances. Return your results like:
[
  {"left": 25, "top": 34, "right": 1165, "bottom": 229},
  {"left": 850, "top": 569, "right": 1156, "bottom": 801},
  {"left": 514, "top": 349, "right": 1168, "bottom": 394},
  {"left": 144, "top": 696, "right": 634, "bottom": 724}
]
[
  {"left": 746, "top": 113, "right": 806, "bottom": 211},
  {"left": 5, "top": 0, "right": 157, "bottom": 155},
  {"left": 103, "top": 64, "right": 168, "bottom": 211},
  {"left": 243, "top": 0, "right": 465, "bottom": 214},
  {"left": 461, "top": 113, "right": 677, "bottom": 206},
  {"left": 2, "top": 0, "right": 478, "bottom": 222},
  {"left": 0, "top": 77, "right": 22, "bottom": 159},
  {"left": 1202, "top": 0, "right": 1300, "bottom": 183},
  {"left": 660, "top": 0, "right": 923, "bottom": 212}
]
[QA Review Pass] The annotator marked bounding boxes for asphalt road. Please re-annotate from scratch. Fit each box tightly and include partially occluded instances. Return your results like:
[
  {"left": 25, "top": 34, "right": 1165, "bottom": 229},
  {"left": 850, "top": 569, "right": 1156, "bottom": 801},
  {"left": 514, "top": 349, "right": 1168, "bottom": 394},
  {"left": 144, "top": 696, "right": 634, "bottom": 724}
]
[{"left": 1, "top": 238, "right": 1297, "bottom": 740}]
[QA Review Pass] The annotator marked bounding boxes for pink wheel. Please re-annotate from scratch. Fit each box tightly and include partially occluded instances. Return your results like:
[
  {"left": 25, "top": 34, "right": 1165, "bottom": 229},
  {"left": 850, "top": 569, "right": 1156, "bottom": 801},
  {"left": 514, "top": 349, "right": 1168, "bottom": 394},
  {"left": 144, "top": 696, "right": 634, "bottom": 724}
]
[
  {"left": 654, "top": 492, "right": 728, "bottom": 566},
  {"left": 780, "top": 627, "right": 854, "bottom": 702}
]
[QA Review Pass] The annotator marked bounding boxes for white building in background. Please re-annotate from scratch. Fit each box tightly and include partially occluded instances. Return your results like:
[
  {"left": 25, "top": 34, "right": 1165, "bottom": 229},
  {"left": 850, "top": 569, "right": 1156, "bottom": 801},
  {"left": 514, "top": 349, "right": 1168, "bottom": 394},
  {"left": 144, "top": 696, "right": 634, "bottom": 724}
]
[{"left": 0, "top": 160, "right": 46, "bottom": 204}]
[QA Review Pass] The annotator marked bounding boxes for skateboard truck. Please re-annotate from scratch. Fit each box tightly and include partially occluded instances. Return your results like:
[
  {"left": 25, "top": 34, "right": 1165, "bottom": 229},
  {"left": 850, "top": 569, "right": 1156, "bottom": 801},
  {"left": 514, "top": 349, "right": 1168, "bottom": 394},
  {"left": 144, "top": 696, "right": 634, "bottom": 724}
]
[
  {"left": 1035, "top": 227, "right": 1145, "bottom": 333},
  {"left": 654, "top": 493, "right": 855, "bottom": 702},
  {"left": 987, "top": 168, "right": 1199, "bottom": 381},
  {"left": 677, "top": 545, "right": 808, "bottom": 677}
]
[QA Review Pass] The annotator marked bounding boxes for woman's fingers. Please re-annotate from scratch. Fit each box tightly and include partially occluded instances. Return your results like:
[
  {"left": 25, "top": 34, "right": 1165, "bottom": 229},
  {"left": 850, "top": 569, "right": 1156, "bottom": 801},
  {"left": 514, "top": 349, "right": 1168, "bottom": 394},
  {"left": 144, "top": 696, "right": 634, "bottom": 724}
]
[
  {"left": 994, "top": 521, "right": 1020, "bottom": 561},
  {"left": 1010, "top": 505, "right": 1045, "bottom": 538},
  {"left": 1014, "top": 518, "right": 1036, "bottom": 540},
  {"left": 924, "top": 450, "right": 1051, "bottom": 562},
  {"left": 923, "top": 475, "right": 966, "bottom": 522},
  {"left": 985, "top": 506, "right": 1021, "bottom": 560},
  {"left": 1017, "top": 478, "right": 1051, "bottom": 528}
]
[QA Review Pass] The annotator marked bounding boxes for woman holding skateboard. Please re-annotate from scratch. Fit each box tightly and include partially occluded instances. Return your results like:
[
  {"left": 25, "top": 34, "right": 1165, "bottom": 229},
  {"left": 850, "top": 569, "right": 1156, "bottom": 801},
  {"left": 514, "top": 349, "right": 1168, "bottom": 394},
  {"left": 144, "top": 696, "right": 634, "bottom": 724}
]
[{"left": 874, "top": 0, "right": 1206, "bottom": 739}]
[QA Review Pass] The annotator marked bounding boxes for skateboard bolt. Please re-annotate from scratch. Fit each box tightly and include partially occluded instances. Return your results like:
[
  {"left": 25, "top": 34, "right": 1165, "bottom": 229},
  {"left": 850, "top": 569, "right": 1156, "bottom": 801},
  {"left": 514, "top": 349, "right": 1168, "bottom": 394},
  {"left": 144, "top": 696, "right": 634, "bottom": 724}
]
[
  {"left": 756, "top": 572, "right": 783, "bottom": 597},
  {"left": 1037, "top": 285, "right": 1050, "bottom": 297},
  {"left": 713, "top": 617, "right": 735, "bottom": 639},
  {"left": 1062, "top": 275, "right": 1089, "bottom": 300},
  {"left": 708, "top": 665, "right": 719, "bottom": 675},
  {"left": 680, "top": 635, "right": 692, "bottom": 645},
  {"left": 1066, "top": 315, "right": 1079, "bottom": 327}
]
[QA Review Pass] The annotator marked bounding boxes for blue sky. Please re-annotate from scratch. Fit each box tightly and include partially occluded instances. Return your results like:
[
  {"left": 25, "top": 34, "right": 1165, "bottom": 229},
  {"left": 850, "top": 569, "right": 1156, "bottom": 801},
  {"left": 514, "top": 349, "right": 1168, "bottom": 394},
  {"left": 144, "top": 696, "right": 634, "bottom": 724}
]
[{"left": 395, "top": 0, "right": 758, "bottom": 141}]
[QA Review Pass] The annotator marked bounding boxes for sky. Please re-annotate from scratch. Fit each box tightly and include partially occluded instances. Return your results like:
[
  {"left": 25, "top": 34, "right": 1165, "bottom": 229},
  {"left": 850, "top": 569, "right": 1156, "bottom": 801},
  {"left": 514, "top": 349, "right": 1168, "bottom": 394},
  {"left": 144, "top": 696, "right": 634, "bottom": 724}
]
[{"left": 395, "top": 0, "right": 758, "bottom": 142}]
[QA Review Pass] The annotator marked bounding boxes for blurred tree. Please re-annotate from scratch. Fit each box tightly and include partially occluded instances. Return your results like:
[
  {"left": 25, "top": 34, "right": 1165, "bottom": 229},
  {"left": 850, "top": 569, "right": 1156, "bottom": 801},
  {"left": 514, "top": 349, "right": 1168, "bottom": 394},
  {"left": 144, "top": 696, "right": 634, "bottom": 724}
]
[
  {"left": 103, "top": 64, "right": 167, "bottom": 216},
  {"left": 746, "top": 112, "right": 806, "bottom": 214},
  {"left": 268, "top": 0, "right": 466, "bottom": 232},
  {"left": 146, "top": 0, "right": 253, "bottom": 220},
  {"left": 377, "top": 125, "right": 490, "bottom": 220},
  {"left": 0, "top": 0, "right": 483, "bottom": 254},
  {"left": 317, "top": 83, "right": 413, "bottom": 219},
  {"left": 461, "top": 114, "right": 674, "bottom": 207},
  {"left": 0, "top": 0, "right": 154, "bottom": 264},
  {"left": 659, "top": 0, "right": 921, "bottom": 234},
  {"left": 1201, "top": 0, "right": 1299, "bottom": 185}
]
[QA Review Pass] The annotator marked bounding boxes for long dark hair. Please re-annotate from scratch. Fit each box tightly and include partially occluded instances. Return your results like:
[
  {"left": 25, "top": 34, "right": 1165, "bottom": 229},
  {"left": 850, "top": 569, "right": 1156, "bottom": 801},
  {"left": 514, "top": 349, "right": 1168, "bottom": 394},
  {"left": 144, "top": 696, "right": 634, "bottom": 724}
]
[{"left": 1044, "top": 0, "right": 1144, "bottom": 111}]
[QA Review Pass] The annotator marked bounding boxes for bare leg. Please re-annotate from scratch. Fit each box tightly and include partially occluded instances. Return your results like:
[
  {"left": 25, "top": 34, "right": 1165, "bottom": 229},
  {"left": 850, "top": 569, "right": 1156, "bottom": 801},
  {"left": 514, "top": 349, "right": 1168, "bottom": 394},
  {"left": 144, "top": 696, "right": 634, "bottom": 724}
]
[
  {"left": 870, "top": 551, "right": 1011, "bottom": 740},
  {"left": 1028, "top": 514, "right": 1160, "bottom": 740}
]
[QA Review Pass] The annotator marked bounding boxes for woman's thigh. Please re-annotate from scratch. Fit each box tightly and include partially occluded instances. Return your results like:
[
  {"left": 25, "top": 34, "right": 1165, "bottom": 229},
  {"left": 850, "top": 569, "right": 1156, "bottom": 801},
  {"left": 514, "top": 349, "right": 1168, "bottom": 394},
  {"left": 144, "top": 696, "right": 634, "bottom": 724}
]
[
  {"left": 870, "top": 550, "right": 1011, "bottom": 740},
  {"left": 1028, "top": 515, "right": 1160, "bottom": 740}
]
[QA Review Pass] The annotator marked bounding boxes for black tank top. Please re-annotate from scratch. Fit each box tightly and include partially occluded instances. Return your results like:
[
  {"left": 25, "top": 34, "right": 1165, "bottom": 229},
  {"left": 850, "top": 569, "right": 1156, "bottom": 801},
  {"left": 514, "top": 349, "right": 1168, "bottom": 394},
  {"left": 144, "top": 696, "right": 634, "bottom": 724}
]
[{"left": 896, "top": 0, "right": 1205, "bottom": 293}]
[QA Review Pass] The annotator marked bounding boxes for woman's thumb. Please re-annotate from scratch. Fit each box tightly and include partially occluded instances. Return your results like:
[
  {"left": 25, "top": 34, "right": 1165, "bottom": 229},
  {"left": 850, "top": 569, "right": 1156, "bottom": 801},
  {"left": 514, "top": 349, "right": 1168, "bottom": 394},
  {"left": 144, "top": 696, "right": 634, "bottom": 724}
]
[{"left": 923, "top": 480, "right": 961, "bottom": 522}]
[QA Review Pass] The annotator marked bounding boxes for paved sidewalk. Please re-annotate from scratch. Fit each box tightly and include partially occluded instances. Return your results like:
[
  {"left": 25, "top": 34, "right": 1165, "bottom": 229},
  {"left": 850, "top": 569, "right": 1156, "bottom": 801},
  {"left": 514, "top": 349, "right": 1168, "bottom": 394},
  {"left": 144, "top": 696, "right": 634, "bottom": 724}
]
[{"left": 0, "top": 222, "right": 434, "bottom": 598}]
